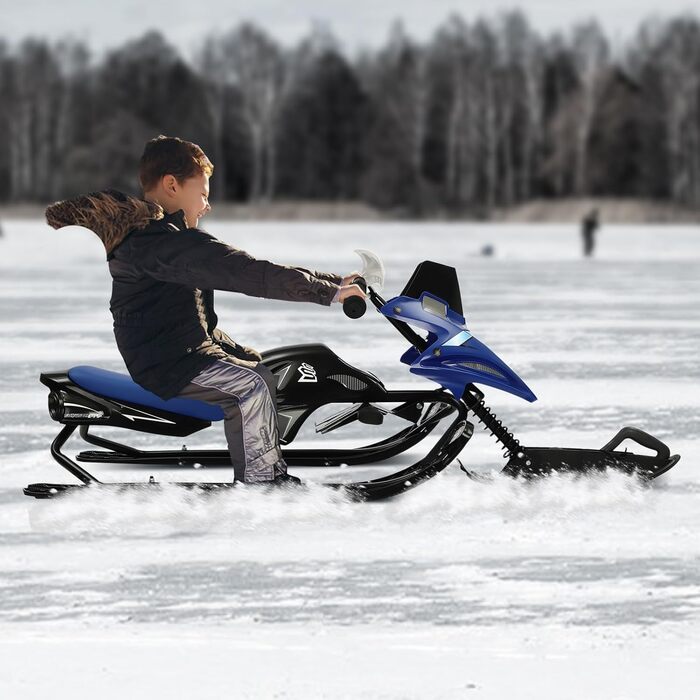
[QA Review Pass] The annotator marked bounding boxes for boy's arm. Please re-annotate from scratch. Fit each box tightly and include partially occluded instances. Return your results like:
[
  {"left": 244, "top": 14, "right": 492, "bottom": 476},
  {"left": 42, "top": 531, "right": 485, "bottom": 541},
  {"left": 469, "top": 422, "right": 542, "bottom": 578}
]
[
  {"left": 134, "top": 229, "right": 339, "bottom": 305},
  {"left": 289, "top": 267, "right": 343, "bottom": 285}
]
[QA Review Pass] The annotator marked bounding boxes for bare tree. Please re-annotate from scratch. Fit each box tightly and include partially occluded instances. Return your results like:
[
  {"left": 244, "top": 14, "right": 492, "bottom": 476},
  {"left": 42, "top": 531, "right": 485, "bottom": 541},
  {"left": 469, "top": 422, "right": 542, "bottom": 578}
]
[
  {"left": 356, "top": 21, "right": 430, "bottom": 210},
  {"left": 497, "top": 11, "right": 544, "bottom": 203},
  {"left": 0, "top": 40, "right": 11, "bottom": 199},
  {"left": 380, "top": 22, "right": 429, "bottom": 178},
  {"left": 212, "top": 24, "right": 285, "bottom": 201},
  {"left": 429, "top": 15, "right": 483, "bottom": 209},
  {"left": 7, "top": 40, "right": 63, "bottom": 201},
  {"left": 196, "top": 40, "right": 230, "bottom": 201},
  {"left": 569, "top": 21, "right": 609, "bottom": 195},
  {"left": 52, "top": 40, "right": 91, "bottom": 198},
  {"left": 656, "top": 19, "right": 700, "bottom": 206}
]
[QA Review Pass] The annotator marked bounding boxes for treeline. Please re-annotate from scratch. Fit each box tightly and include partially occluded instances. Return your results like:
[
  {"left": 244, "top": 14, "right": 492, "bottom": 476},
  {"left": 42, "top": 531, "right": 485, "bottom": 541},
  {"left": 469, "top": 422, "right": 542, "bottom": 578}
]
[{"left": 1, "top": 12, "right": 700, "bottom": 215}]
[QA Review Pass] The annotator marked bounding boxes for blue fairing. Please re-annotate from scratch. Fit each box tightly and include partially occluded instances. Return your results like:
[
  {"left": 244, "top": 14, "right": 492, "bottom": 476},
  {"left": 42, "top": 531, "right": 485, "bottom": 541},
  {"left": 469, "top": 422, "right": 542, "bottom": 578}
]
[{"left": 381, "top": 293, "right": 536, "bottom": 402}]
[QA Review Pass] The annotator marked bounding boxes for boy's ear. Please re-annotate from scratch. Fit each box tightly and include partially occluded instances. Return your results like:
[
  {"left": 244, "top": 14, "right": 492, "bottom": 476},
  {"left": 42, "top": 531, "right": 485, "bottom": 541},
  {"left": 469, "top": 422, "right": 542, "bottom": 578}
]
[{"left": 162, "top": 174, "right": 179, "bottom": 195}]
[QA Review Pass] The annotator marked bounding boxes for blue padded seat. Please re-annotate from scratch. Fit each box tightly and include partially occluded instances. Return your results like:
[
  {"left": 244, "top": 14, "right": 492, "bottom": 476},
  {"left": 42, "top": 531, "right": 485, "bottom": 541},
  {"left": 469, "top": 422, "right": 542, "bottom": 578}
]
[{"left": 68, "top": 365, "right": 225, "bottom": 422}]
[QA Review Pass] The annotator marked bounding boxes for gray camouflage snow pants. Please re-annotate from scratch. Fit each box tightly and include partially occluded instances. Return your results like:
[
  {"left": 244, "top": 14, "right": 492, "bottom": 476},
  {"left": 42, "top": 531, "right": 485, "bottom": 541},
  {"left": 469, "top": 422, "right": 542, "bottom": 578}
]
[{"left": 175, "top": 358, "right": 287, "bottom": 483}]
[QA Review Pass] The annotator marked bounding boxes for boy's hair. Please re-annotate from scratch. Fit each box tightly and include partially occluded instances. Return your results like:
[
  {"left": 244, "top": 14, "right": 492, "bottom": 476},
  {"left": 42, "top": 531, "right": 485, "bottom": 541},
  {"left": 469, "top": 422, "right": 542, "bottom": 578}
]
[{"left": 139, "top": 135, "right": 214, "bottom": 192}]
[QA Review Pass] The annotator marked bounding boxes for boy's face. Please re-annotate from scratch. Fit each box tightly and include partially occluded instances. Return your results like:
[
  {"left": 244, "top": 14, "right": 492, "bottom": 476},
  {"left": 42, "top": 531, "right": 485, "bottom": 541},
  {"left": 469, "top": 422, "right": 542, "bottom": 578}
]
[{"left": 164, "top": 172, "right": 211, "bottom": 228}]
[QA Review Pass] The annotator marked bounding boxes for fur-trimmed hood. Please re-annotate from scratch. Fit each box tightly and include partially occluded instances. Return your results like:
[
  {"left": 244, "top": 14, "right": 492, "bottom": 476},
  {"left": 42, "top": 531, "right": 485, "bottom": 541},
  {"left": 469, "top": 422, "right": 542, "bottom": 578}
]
[{"left": 45, "top": 189, "right": 164, "bottom": 255}]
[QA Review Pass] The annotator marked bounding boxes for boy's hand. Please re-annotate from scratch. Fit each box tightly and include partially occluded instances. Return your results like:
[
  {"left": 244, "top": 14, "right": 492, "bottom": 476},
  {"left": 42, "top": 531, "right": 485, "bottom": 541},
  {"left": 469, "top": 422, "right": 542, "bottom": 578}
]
[
  {"left": 341, "top": 271, "right": 362, "bottom": 287},
  {"left": 332, "top": 271, "right": 366, "bottom": 304},
  {"left": 335, "top": 284, "right": 367, "bottom": 303}
]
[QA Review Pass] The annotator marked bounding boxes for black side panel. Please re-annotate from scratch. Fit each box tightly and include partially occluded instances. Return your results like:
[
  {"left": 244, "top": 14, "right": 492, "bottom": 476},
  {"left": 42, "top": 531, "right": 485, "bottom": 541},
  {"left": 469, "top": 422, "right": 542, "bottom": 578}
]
[
  {"left": 401, "top": 261, "right": 463, "bottom": 315},
  {"left": 260, "top": 344, "right": 387, "bottom": 407}
]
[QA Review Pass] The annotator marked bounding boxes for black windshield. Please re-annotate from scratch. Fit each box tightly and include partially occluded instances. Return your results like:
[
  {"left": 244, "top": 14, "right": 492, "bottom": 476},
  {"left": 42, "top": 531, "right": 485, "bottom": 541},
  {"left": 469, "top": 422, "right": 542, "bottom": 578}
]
[{"left": 400, "top": 261, "right": 463, "bottom": 315}]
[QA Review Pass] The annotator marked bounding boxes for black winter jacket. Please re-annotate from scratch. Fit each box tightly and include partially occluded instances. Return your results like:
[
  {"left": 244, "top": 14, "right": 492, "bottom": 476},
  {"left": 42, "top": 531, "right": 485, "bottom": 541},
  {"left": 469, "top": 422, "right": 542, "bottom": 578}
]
[{"left": 45, "top": 190, "right": 342, "bottom": 399}]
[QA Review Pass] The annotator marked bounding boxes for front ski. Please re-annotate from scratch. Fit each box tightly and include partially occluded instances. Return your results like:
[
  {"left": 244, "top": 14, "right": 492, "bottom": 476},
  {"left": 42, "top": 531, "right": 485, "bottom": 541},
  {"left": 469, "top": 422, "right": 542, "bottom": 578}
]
[
  {"left": 463, "top": 387, "right": 679, "bottom": 481},
  {"left": 502, "top": 427, "right": 680, "bottom": 480}
]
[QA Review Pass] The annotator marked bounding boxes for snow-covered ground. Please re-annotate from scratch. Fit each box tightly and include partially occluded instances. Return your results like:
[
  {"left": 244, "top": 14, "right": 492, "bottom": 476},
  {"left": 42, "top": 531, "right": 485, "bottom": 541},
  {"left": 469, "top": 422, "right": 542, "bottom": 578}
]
[{"left": 0, "top": 220, "right": 698, "bottom": 698}]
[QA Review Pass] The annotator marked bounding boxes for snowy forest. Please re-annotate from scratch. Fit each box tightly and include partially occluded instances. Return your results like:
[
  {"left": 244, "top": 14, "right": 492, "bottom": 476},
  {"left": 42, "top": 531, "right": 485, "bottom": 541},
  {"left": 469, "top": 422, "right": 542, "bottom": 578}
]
[{"left": 1, "top": 12, "right": 700, "bottom": 215}]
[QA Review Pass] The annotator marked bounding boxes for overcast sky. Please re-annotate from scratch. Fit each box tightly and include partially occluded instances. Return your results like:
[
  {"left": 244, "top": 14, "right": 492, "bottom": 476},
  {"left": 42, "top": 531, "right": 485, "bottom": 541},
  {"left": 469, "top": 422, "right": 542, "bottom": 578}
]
[{"left": 2, "top": 0, "right": 699, "bottom": 58}]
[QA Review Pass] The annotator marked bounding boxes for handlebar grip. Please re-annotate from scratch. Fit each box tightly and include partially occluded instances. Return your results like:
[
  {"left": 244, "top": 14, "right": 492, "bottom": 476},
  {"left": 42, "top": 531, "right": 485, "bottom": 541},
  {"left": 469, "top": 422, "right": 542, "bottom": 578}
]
[
  {"left": 352, "top": 277, "right": 367, "bottom": 293},
  {"left": 343, "top": 276, "right": 367, "bottom": 319}
]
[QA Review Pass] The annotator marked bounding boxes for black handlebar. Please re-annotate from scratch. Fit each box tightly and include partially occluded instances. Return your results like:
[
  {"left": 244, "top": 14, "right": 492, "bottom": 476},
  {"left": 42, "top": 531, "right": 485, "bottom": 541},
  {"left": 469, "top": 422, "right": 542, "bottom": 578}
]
[
  {"left": 342, "top": 277, "right": 368, "bottom": 319},
  {"left": 343, "top": 278, "right": 429, "bottom": 352}
]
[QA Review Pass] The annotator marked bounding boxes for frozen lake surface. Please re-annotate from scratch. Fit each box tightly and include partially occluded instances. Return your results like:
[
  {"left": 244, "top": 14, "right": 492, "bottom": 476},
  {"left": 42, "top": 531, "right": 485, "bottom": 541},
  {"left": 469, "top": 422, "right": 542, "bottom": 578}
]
[{"left": 0, "top": 220, "right": 699, "bottom": 697}]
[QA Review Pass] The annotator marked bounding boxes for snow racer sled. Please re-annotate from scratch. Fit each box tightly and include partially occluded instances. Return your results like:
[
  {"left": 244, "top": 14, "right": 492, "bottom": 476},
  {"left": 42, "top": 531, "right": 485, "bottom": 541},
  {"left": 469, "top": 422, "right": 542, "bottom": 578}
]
[{"left": 25, "top": 253, "right": 680, "bottom": 500}]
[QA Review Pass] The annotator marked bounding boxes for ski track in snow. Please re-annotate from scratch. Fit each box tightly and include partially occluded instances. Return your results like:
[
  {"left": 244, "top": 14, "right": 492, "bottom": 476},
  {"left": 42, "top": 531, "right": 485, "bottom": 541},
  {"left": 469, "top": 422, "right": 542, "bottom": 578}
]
[{"left": 0, "top": 220, "right": 699, "bottom": 697}]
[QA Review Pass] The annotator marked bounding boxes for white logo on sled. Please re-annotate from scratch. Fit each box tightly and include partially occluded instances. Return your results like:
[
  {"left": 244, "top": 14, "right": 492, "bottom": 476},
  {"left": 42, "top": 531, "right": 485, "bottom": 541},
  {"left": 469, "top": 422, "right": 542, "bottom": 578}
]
[
  {"left": 64, "top": 402, "right": 105, "bottom": 420},
  {"left": 114, "top": 403, "right": 176, "bottom": 425},
  {"left": 297, "top": 362, "right": 318, "bottom": 383}
]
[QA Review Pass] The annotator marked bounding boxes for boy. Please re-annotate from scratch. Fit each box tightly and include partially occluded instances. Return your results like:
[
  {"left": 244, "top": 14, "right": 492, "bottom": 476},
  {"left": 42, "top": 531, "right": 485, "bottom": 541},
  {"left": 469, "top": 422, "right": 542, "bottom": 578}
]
[{"left": 46, "top": 135, "right": 365, "bottom": 485}]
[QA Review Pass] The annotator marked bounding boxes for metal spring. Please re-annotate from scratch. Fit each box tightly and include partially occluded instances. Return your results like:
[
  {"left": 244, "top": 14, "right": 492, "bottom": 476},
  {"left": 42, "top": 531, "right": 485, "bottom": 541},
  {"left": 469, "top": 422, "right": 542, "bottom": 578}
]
[{"left": 464, "top": 391, "right": 522, "bottom": 458}]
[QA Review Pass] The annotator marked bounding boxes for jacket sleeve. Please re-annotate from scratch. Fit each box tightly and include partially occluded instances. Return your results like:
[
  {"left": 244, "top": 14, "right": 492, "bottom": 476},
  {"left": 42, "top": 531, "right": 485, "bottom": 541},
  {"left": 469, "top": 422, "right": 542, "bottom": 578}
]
[
  {"left": 290, "top": 267, "right": 343, "bottom": 285},
  {"left": 134, "top": 229, "right": 339, "bottom": 305}
]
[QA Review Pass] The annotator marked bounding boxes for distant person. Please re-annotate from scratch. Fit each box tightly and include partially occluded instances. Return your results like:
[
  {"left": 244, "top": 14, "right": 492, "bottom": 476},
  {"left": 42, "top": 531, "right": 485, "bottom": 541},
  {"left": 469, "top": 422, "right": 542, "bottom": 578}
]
[
  {"left": 480, "top": 244, "right": 494, "bottom": 257},
  {"left": 581, "top": 209, "right": 600, "bottom": 257}
]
